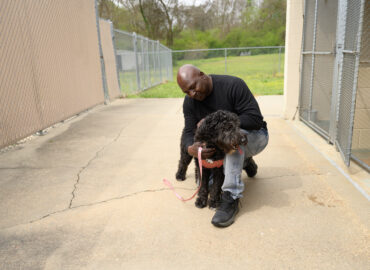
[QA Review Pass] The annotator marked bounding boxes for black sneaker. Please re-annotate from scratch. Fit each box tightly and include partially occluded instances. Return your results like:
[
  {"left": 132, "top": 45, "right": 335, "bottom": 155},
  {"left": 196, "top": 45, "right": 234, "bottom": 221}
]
[
  {"left": 244, "top": 157, "right": 258, "bottom": 177},
  {"left": 211, "top": 191, "right": 239, "bottom": 227}
]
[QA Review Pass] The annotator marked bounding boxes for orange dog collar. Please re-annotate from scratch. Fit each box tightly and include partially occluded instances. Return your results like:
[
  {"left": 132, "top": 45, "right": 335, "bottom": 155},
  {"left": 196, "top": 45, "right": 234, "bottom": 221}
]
[{"left": 201, "top": 159, "right": 224, "bottom": 168}]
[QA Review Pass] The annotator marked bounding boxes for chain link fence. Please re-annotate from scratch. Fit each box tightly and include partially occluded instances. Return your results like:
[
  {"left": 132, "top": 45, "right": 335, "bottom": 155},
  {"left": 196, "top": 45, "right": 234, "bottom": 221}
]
[
  {"left": 172, "top": 46, "right": 285, "bottom": 95},
  {"left": 299, "top": 0, "right": 337, "bottom": 136},
  {"left": 299, "top": 0, "right": 369, "bottom": 170},
  {"left": 351, "top": 0, "right": 370, "bottom": 169},
  {"left": 114, "top": 30, "right": 172, "bottom": 95}
]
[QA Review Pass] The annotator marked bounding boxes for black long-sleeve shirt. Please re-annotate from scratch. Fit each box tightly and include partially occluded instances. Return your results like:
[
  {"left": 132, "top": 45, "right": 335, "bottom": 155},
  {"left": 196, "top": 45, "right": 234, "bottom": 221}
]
[{"left": 183, "top": 75, "right": 266, "bottom": 148}]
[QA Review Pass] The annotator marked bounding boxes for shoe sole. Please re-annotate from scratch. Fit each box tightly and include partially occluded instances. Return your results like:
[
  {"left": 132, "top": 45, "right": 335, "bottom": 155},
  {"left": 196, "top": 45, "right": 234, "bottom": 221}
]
[{"left": 211, "top": 208, "right": 239, "bottom": 228}]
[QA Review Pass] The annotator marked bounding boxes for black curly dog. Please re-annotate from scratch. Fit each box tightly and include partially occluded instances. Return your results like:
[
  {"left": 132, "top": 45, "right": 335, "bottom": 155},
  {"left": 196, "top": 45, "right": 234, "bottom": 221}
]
[{"left": 176, "top": 110, "right": 247, "bottom": 208}]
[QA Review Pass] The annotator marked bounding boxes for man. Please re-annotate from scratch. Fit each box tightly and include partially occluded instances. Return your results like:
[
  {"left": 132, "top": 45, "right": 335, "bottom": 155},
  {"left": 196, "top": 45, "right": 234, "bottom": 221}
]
[{"left": 177, "top": 64, "right": 268, "bottom": 228}]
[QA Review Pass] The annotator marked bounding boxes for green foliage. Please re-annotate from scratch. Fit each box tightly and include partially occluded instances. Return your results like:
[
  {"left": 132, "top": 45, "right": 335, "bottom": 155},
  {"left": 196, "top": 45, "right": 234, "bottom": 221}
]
[
  {"left": 98, "top": 0, "right": 133, "bottom": 32},
  {"left": 100, "top": 0, "right": 286, "bottom": 50},
  {"left": 171, "top": 0, "right": 286, "bottom": 52},
  {"left": 172, "top": 29, "right": 225, "bottom": 50}
]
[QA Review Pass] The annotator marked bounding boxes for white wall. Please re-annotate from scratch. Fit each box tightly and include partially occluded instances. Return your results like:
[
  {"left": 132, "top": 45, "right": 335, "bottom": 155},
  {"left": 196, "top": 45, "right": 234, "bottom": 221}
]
[{"left": 283, "top": 0, "right": 304, "bottom": 120}]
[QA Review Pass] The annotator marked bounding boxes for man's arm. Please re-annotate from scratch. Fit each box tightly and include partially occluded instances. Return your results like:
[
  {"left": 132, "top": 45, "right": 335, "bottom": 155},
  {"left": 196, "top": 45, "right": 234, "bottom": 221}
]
[
  {"left": 183, "top": 99, "right": 215, "bottom": 159},
  {"left": 232, "top": 79, "right": 264, "bottom": 130},
  {"left": 183, "top": 99, "right": 197, "bottom": 149}
]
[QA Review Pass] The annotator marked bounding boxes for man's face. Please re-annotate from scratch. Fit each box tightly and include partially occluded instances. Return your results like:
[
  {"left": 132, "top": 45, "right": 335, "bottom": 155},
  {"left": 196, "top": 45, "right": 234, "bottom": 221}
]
[{"left": 180, "top": 72, "right": 211, "bottom": 101}]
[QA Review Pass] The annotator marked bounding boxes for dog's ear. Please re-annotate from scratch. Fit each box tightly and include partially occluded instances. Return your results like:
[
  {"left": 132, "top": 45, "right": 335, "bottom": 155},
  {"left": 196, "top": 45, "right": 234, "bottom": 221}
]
[{"left": 194, "top": 121, "right": 208, "bottom": 142}]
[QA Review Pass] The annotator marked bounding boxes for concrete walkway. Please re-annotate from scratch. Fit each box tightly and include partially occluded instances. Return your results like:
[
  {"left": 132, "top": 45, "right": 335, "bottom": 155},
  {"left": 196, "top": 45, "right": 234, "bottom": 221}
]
[{"left": 0, "top": 97, "right": 368, "bottom": 269}]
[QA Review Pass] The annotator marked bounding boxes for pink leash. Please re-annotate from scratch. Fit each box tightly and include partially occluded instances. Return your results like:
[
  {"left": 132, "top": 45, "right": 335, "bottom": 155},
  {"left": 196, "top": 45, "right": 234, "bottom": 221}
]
[
  {"left": 163, "top": 146, "right": 243, "bottom": 202},
  {"left": 163, "top": 147, "right": 203, "bottom": 202}
]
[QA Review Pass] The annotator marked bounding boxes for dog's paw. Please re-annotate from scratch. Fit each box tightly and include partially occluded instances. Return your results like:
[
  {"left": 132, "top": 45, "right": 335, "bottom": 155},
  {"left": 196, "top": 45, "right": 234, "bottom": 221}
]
[
  {"left": 195, "top": 197, "right": 207, "bottom": 208},
  {"left": 208, "top": 199, "right": 220, "bottom": 209},
  {"left": 175, "top": 172, "right": 186, "bottom": 181}
]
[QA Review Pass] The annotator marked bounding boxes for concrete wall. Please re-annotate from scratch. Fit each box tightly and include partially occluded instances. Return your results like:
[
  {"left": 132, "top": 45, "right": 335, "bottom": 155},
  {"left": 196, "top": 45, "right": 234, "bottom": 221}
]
[{"left": 283, "top": 0, "right": 304, "bottom": 119}]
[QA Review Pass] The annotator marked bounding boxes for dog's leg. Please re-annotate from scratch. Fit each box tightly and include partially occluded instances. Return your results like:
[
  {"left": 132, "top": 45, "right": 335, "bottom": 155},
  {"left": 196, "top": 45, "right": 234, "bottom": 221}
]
[
  {"left": 175, "top": 149, "right": 192, "bottom": 181},
  {"left": 195, "top": 168, "right": 211, "bottom": 208},
  {"left": 208, "top": 168, "right": 224, "bottom": 209},
  {"left": 175, "top": 130, "right": 193, "bottom": 181}
]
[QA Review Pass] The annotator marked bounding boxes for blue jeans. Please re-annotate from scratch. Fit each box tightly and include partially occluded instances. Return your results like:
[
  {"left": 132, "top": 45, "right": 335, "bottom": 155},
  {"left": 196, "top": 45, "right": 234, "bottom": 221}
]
[{"left": 222, "top": 128, "right": 269, "bottom": 199}]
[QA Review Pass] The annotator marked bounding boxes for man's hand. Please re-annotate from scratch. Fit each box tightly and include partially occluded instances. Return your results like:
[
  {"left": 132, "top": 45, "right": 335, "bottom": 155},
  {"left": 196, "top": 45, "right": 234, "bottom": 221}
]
[{"left": 187, "top": 142, "right": 215, "bottom": 159}]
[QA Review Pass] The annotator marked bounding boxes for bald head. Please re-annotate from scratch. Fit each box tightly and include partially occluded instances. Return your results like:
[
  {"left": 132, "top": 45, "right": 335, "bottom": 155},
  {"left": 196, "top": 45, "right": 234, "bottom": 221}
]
[
  {"left": 177, "top": 64, "right": 201, "bottom": 89},
  {"left": 176, "top": 64, "right": 213, "bottom": 101}
]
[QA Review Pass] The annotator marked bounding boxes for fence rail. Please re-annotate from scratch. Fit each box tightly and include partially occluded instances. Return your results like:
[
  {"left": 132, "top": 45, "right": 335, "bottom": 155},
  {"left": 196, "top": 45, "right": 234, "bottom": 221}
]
[{"left": 172, "top": 46, "right": 285, "bottom": 52}]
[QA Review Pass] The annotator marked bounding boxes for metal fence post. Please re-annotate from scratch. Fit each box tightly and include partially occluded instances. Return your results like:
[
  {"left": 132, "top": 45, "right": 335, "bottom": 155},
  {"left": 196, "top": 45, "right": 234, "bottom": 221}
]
[
  {"left": 308, "top": 0, "right": 319, "bottom": 121},
  {"left": 330, "top": 0, "right": 347, "bottom": 142},
  {"left": 224, "top": 48, "right": 227, "bottom": 74},
  {"left": 157, "top": 41, "right": 162, "bottom": 82},
  {"left": 167, "top": 48, "right": 170, "bottom": 80},
  {"left": 145, "top": 38, "right": 151, "bottom": 88},
  {"left": 133, "top": 32, "right": 141, "bottom": 91},
  {"left": 140, "top": 38, "right": 145, "bottom": 89},
  {"left": 278, "top": 47, "right": 282, "bottom": 73}
]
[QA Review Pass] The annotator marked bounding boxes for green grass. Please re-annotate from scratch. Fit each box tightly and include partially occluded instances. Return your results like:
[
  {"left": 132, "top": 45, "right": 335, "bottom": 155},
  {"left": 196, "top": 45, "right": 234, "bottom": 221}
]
[
  {"left": 127, "top": 80, "right": 185, "bottom": 98},
  {"left": 123, "top": 53, "right": 284, "bottom": 98}
]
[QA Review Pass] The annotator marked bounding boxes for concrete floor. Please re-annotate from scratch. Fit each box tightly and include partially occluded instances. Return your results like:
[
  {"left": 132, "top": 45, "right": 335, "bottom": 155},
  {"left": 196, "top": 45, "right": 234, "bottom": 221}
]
[{"left": 0, "top": 96, "right": 369, "bottom": 269}]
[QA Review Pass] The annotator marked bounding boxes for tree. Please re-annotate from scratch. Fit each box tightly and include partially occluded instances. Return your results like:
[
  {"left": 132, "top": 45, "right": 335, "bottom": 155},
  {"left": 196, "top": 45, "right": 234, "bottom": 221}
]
[
  {"left": 117, "top": 0, "right": 178, "bottom": 47},
  {"left": 98, "top": 0, "right": 132, "bottom": 31},
  {"left": 98, "top": 0, "right": 287, "bottom": 49}
]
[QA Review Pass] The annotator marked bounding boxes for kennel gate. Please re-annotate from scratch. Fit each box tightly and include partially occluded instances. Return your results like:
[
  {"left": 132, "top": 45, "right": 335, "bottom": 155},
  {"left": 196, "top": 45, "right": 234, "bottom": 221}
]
[{"left": 299, "top": 0, "right": 366, "bottom": 167}]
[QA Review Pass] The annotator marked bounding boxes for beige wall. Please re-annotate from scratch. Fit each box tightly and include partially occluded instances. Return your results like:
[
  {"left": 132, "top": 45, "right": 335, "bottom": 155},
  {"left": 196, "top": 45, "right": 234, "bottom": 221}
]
[
  {"left": 283, "top": 0, "right": 304, "bottom": 119},
  {"left": 99, "top": 19, "right": 121, "bottom": 100},
  {"left": 0, "top": 0, "right": 104, "bottom": 148}
]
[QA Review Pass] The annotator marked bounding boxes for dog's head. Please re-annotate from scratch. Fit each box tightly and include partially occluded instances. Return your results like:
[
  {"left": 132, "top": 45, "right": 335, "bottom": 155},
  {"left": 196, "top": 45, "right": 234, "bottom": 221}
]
[{"left": 195, "top": 110, "right": 248, "bottom": 155}]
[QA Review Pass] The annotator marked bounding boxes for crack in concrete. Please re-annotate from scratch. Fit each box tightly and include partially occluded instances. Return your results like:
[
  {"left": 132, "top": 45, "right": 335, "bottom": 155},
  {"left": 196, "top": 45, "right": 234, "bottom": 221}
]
[
  {"left": 1, "top": 186, "right": 196, "bottom": 230},
  {"left": 1, "top": 165, "right": 328, "bottom": 231},
  {"left": 72, "top": 186, "right": 195, "bottom": 209},
  {"left": 0, "top": 167, "right": 47, "bottom": 170},
  {"left": 68, "top": 125, "right": 127, "bottom": 209}
]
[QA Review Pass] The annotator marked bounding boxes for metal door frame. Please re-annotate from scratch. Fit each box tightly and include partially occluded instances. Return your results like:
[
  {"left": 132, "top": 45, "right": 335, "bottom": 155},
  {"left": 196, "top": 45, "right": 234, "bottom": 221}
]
[{"left": 299, "top": 0, "right": 338, "bottom": 143}]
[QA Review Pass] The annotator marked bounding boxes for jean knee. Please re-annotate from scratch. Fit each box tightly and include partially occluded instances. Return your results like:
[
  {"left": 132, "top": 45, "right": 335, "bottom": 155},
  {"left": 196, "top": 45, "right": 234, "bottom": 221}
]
[{"left": 244, "top": 129, "right": 269, "bottom": 157}]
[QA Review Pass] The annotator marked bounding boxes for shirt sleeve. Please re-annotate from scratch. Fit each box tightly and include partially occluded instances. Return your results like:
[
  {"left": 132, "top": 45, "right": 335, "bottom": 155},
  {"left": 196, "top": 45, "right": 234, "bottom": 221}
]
[
  {"left": 231, "top": 79, "right": 264, "bottom": 130},
  {"left": 182, "top": 98, "right": 198, "bottom": 148}
]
